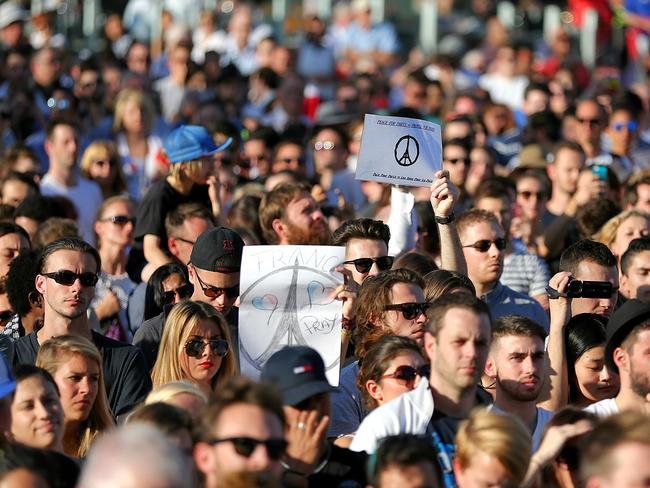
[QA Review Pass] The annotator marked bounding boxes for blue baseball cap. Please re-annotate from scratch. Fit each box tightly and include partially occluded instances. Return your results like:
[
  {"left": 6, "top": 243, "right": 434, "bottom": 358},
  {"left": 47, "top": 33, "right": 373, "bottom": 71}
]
[
  {"left": 0, "top": 352, "right": 15, "bottom": 400},
  {"left": 163, "top": 125, "right": 233, "bottom": 164}
]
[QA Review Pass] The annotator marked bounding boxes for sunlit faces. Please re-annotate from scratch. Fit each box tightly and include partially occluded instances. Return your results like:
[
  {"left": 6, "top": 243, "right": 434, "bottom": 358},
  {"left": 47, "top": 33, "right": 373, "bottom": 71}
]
[
  {"left": 180, "top": 318, "right": 225, "bottom": 389},
  {"left": 573, "top": 345, "right": 619, "bottom": 404},
  {"left": 571, "top": 261, "right": 619, "bottom": 318},
  {"left": 625, "top": 329, "right": 650, "bottom": 401},
  {"left": 488, "top": 335, "right": 546, "bottom": 402},
  {"left": 35, "top": 250, "right": 98, "bottom": 321},
  {"left": 607, "top": 109, "right": 637, "bottom": 155},
  {"left": 46, "top": 124, "right": 78, "bottom": 169},
  {"left": 474, "top": 196, "right": 512, "bottom": 234},
  {"left": 442, "top": 144, "right": 469, "bottom": 189},
  {"left": 194, "top": 403, "right": 285, "bottom": 483},
  {"left": 95, "top": 200, "right": 135, "bottom": 248},
  {"left": 278, "top": 193, "right": 329, "bottom": 245},
  {"left": 52, "top": 353, "right": 100, "bottom": 422},
  {"left": 516, "top": 176, "right": 547, "bottom": 221},
  {"left": 454, "top": 450, "right": 512, "bottom": 488},
  {"left": 574, "top": 100, "right": 603, "bottom": 147},
  {"left": 169, "top": 216, "right": 214, "bottom": 265},
  {"left": 610, "top": 216, "right": 649, "bottom": 258},
  {"left": 367, "top": 351, "right": 427, "bottom": 407},
  {"left": 312, "top": 128, "right": 347, "bottom": 174},
  {"left": 461, "top": 221, "right": 505, "bottom": 290},
  {"left": 344, "top": 238, "right": 389, "bottom": 286},
  {"left": 11, "top": 376, "right": 64, "bottom": 450},
  {"left": 381, "top": 283, "right": 427, "bottom": 343},
  {"left": 621, "top": 250, "right": 650, "bottom": 302},
  {"left": 272, "top": 143, "right": 304, "bottom": 173},
  {"left": 549, "top": 147, "right": 584, "bottom": 196},
  {"left": 634, "top": 183, "right": 650, "bottom": 214},
  {"left": 1, "top": 178, "right": 31, "bottom": 207},
  {"left": 188, "top": 266, "right": 240, "bottom": 316},
  {"left": 0, "top": 232, "right": 29, "bottom": 277},
  {"left": 427, "top": 308, "right": 491, "bottom": 392},
  {"left": 587, "top": 442, "right": 650, "bottom": 488}
]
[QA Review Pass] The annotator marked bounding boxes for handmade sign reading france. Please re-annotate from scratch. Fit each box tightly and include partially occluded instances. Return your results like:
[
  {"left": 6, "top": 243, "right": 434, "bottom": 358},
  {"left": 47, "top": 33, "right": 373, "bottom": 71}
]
[
  {"left": 355, "top": 114, "right": 443, "bottom": 187},
  {"left": 239, "top": 245, "right": 345, "bottom": 385}
]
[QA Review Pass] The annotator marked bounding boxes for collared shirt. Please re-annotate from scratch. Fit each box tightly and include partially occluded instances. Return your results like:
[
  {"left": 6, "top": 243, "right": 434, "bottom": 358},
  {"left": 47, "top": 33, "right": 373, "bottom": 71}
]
[{"left": 482, "top": 282, "right": 550, "bottom": 330}]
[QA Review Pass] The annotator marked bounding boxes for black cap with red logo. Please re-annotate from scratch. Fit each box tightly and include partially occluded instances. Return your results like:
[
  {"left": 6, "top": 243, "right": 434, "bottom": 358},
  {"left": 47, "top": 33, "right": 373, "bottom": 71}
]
[{"left": 190, "top": 226, "right": 244, "bottom": 273}]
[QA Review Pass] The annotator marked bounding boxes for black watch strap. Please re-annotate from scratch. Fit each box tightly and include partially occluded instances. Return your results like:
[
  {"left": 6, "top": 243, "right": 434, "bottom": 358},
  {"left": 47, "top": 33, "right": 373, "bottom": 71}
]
[{"left": 434, "top": 212, "right": 455, "bottom": 225}]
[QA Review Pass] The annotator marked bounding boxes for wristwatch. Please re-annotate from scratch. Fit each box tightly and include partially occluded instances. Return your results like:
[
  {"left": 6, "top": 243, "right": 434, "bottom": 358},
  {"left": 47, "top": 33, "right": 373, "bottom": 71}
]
[{"left": 434, "top": 212, "right": 455, "bottom": 225}]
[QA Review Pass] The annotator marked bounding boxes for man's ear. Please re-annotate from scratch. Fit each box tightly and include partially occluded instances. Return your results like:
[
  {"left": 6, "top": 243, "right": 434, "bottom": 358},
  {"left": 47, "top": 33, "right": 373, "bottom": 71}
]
[
  {"left": 613, "top": 347, "right": 629, "bottom": 373},
  {"left": 167, "top": 237, "right": 179, "bottom": 259},
  {"left": 271, "top": 218, "right": 285, "bottom": 241},
  {"left": 35, "top": 274, "right": 46, "bottom": 295},
  {"left": 484, "top": 355, "right": 497, "bottom": 379},
  {"left": 619, "top": 273, "right": 630, "bottom": 298},
  {"left": 193, "top": 442, "right": 217, "bottom": 477},
  {"left": 423, "top": 331, "right": 437, "bottom": 362}
]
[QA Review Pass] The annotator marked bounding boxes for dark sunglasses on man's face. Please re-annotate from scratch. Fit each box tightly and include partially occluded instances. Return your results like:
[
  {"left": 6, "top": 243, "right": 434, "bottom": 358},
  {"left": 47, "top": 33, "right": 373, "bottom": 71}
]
[
  {"left": 193, "top": 269, "right": 240, "bottom": 299},
  {"left": 384, "top": 302, "right": 429, "bottom": 320},
  {"left": 42, "top": 270, "right": 99, "bottom": 287},
  {"left": 380, "top": 364, "right": 431, "bottom": 386},
  {"left": 462, "top": 238, "right": 507, "bottom": 253},
  {"left": 204, "top": 437, "right": 288, "bottom": 460},
  {"left": 343, "top": 256, "right": 394, "bottom": 274},
  {"left": 184, "top": 338, "right": 229, "bottom": 358},
  {"left": 162, "top": 283, "right": 194, "bottom": 305}
]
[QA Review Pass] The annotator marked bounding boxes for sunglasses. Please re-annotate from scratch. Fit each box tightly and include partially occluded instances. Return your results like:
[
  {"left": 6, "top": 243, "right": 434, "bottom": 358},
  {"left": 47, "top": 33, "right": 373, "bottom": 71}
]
[
  {"left": 611, "top": 121, "right": 638, "bottom": 132},
  {"left": 381, "top": 364, "right": 431, "bottom": 386},
  {"left": 517, "top": 190, "right": 545, "bottom": 200},
  {"left": 384, "top": 302, "right": 429, "bottom": 320},
  {"left": 205, "top": 437, "right": 288, "bottom": 460},
  {"left": 42, "top": 270, "right": 99, "bottom": 287},
  {"left": 184, "top": 338, "right": 229, "bottom": 358},
  {"left": 343, "top": 256, "right": 394, "bottom": 274},
  {"left": 445, "top": 157, "right": 470, "bottom": 166},
  {"left": 101, "top": 215, "right": 135, "bottom": 226},
  {"left": 314, "top": 140, "right": 335, "bottom": 151},
  {"left": 462, "top": 238, "right": 507, "bottom": 252},
  {"left": 163, "top": 283, "right": 194, "bottom": 305},
  {"left": 576, "top": 117, "right": 600, "bottom": 127},
  {"left": 193, "top": 269, "right": 240, "bottom": 299}
]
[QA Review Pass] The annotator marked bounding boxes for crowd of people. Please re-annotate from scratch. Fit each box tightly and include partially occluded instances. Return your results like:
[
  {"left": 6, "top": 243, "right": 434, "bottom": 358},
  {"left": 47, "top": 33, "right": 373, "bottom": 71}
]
[{"left": 0, "top": 0, "right": 648, "bottom": 487}]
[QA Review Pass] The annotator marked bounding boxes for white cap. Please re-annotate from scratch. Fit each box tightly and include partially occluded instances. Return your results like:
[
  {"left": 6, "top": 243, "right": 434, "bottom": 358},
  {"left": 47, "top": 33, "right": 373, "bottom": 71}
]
[{"left": 0, "top": 1, "right": 27, "bottom": 30}]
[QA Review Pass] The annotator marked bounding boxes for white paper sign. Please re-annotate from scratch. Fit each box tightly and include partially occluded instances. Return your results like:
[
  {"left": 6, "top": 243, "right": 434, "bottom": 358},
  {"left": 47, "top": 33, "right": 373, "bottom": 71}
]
[
  {"left": 355, "top": 114, "right": 443, "bottom": 187},
  {"left": 238, "top": 245, "right": 345, "bottom": 386}
]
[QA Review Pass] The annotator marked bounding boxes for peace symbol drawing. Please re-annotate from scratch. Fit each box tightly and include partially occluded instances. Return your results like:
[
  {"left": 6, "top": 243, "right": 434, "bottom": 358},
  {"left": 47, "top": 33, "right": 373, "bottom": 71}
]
[{"left": 394, "top": 135, "right": 420, "bottom": 167}]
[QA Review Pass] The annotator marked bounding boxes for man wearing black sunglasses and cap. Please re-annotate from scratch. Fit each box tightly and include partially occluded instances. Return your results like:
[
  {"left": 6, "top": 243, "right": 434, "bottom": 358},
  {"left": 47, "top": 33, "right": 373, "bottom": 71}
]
[
  {"left": 457, "top": 209, "right": 548, "bottom": 329},
  {"left": 134, "top": 226, "right": 244, "bottom": 370},
  {"left": 585, "top": 299, "right": 650, "bottom": 417},
  {"left": 13, "top": 237, "right": 151, "bottom": 417},
  {"left": 261, "top": 346, "right": 367, "bottom": 488}
]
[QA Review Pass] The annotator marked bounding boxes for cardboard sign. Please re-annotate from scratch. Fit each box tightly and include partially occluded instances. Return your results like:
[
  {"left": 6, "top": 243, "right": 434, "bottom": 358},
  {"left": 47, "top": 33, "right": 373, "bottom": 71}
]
[
  {"left": 355, "top": 114, "right": 443, "bottom": 187},
  {"left": 238, "top": 245, "right": 345, "bottom": 385}
]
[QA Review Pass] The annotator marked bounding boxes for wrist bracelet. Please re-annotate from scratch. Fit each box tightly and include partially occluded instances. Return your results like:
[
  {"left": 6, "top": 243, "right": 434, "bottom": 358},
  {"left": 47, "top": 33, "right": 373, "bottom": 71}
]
[
  {"left": 434, "top": 212, "right": 455, "bottom": 225},
  {"left": 342, "top": 316, "right": 356, "bottom": 332}
]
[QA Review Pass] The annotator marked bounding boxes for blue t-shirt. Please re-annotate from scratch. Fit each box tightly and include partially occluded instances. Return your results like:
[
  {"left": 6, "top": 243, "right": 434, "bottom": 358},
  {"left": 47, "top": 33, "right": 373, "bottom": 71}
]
[{"left": 328, "top": 361, "right": 366, "bottom": 437}]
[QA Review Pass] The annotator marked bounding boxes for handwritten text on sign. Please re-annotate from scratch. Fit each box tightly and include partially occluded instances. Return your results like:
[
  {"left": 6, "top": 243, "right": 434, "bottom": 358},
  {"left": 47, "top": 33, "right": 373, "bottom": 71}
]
[
  {"left": 355, "top": 114, "right": 442, "bottom": 188},
  {"left": 238, "top": 245, "right": 345, "bottom": 385}
]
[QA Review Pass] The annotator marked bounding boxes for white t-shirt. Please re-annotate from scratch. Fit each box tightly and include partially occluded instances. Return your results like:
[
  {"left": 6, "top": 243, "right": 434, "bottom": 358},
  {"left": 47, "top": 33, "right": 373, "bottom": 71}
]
[
  {"left": 584, "top": 398, "right": 620, "bottom": 417},
  {"left": 490, "top": 405, "right": 554, "bottom": 451}
]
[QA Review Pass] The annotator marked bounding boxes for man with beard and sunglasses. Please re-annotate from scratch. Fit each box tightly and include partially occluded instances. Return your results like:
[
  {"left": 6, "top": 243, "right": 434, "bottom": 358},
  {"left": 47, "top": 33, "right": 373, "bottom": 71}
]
[
  {"left": 13, "top": 237, "right": 151, "bottom": 417},
  {"left": 484, "top": 315, "right": 553, "bottom": 450},
  {"left": 457, "top": 209, "right": 548, "bottom": 329},
  {"left": 259, "top": 182, "right": 331, "bottom": 246},
  {"left": 134, "top": 226, "right": 244, "bottom": 370},
  {"left": 194, "top": 376, "right": 288, "bottom": 487}
]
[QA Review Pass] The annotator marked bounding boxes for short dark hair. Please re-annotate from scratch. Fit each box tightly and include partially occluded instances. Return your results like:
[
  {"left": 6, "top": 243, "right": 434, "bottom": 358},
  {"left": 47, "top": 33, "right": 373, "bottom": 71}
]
[
  {"left": 196, "top": 376, "right": 285, "bottom": 442},
  {"left": 128, "top": 402, "right": 193, "bottom": 437},
  {"left": 423, "top": 269, "right": 476, "bottom": 302},
  {"left": 164, "top": 203, "right": 213, "bottom": 238},
  {"left": 621, "top": 237, "right": 650, "bottom": 276},
  {"left": 6, "top": 251, "right": 39, "bottom": 317},
  {"left": 559, "top": 239, "right": 617, "bottom": 275},
  {"left": 368, "top": 434, "right": 442, "bottom": 488},
  {"left": 524, "top": 81, "right": 551, "bottom": 99},
  {"left": 551, "top": 141, "right": 585, "bottom": 163},
  {"left": 623, "top": 170, "right": 650, "bottom": 208},
  {"left": 492, "top": 315, "right": 548, "bottom": 344},
  {"left": 37, "top": 237, "right": 101, "bottom": 275},
  {"left": 393, "top": 252, "right": 437, "bottom": 277},
  {"left": 564, "top": 314, "right": 607, "bottom": 403},
  {"left": 575, "top": 199, "right": 621, "bottom": 239},
  {"left": 145, "top": 263, "right": 189, "bottom": 321},
  {"left": 45, "top": 117, "right": 78, "bottom": 141},
  {"left": 332, "top": 218, "right": 390, "bottom": 247},
  {"left": 474, "top": 178, "right": 514, "bottom": 203},
  {"left": 13, "top": 364, "right": 60, "bottom": 396},
  {"left": 0, "top": 221, "right": 29, "bottom": 242},
  {"left": 425, "top": 293, "right": 491, "bottom": 337}
]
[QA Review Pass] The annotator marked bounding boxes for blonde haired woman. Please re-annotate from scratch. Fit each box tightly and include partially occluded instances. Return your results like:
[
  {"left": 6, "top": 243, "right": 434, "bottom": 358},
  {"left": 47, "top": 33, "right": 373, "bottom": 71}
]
[
  {"left": 80, "top": 140, "right": 128, "bottom": 199},
  {"left": 593, "top": 209, "right": 649, "bottom": 258},
  {"left": 151, "top": 300, "right": 237, "bottom": 396},
  {"left": 36, "top": 335, "right": 115, "bottom": 457},
  {"left": 454, "top": 409, "right": 532, "bottom": 488},
  {"left": 145, "top": 380, "right": 208, "bottom": 421},
  {"left": 112, "top": 88, "right": 164, "bottom": 199}
]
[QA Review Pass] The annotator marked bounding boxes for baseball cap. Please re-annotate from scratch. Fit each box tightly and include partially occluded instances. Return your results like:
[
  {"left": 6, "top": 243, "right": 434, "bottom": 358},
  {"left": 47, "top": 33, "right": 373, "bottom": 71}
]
[
  {"left": 163, "top": 125, "right": 232, "bottom": 164},
  {"left": 605, "top": 299, "right": 650, "bottom": 373},
  {"left": 261, "top": 346, "right": 332, "bottom": 406},
  {"left": 0, "top": 352, "right": 16, "bottom": 400},
  {"left": 0, "top": 2, "right": 27, "bottom": 30},
  {"left": 190, "top": 226, "right": 244, "bottom": 273}
]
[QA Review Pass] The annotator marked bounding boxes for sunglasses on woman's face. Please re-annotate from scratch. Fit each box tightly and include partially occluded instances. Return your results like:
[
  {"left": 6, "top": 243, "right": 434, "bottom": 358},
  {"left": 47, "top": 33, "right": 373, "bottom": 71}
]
[
  {"left": 384, "top": 302, "right": 429, "bottom": 320},
  {"left": 380, "top": 364, "right": 431, "bottom": 386},
  {"left": 204, "top": 437, "right": 288, "bottom": 460},
  {"left": 162, "top": 283, "right": 193, "bottom": 305},
  {"left": 343, "top": 256, "right": 394, "bottom": 274},
  {"left": 101, "top": 215, "right": 136, "bottom": 226},
  {"left": 184, "top": 338, "right": 229, "bottom": 358}
]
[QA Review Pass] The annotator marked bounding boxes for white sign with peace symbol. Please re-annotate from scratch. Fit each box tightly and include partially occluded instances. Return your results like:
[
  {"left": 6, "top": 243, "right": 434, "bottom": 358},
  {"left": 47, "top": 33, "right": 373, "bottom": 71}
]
[{"left": 355, "top": 114, "right": 442, "bottom": 187}]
